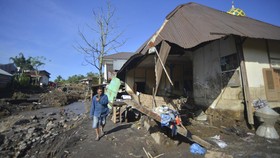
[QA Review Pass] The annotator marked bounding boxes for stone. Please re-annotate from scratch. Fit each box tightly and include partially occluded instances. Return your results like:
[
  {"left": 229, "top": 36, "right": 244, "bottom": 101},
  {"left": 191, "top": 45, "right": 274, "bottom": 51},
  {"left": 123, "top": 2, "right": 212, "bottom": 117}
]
[
  {"left": 46, "top": 121, "right": 56, "bottom": 131},
  {"left": 72, "top": 116, "right": 79, "bottom": 121},
  {"left": 46, "top": 112, "right": 56, "bottom": 116},
  {"left": 0, "top": 134, "right": 5, "bottom": 146},
  {"left": 14, "top": 119, "right": 30, "bottom": 126},
  {"left": 143, "top": 120, "right": 151, "bottom": 131},
  {"left": 30, "top": 115, "right": 38, "bottom": 120},
  {"left": 18, "top": 142, "right": 27, "bottom": 151},
  {"left": 196, "top": 111, "right": 208, "bottom": 121},
  {"left": 46, "top": 117, "right": 57, "bottom": 122},
  {"left": 28, "top": 127, "right": 36, "bottom": 134},
  {"left": 151, "top": 132, "right": 162, "bottom": 145}
]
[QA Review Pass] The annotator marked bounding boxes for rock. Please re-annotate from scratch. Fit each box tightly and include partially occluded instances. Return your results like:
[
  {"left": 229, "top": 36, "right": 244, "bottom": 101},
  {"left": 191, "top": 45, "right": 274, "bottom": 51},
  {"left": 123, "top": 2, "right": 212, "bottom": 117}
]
[
  {"left": 43, "top": 133, "right": 51, "bottom": 139},
  {"left": 196, "top": 111, "right": 208, "bottom": 121},
  {"left": 151, "top": 132, "right": 162, "bottom": 145},
  {"left": 46, "top": 117, "right": 57, "bottom": 122},
  {"left": 14, "top": 119, "right": 30, "bottom": 126},
  {"left": 46, "top": 112, "right": 56, "bottom": 116},
  {"left": 30, "top": 115, "right": 38, "bottom": 120},
  {"left": 28, "top": 127, "right": 36, "bottom": 134},
  {"left": 46, "top": 121, "right": 56, "bottom": 131},
  {"left": 72, "top": 116, "right": 79, "bottom": 121},
  {"left": 18, "top": 141, "right": 27, "bottom": 151},
  {"left": 174, "top": 140, "right": 179, "bottom": 146},
  {"left": 0, "top": 134, "right": 5, "bottom": 146}
]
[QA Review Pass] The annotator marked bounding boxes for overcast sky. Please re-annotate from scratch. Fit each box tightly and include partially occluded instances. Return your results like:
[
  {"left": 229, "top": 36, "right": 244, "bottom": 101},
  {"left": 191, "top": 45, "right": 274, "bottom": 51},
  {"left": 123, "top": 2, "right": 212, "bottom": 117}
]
[{"left": 0, "top": 0, "right": 279, "bottom": 80}]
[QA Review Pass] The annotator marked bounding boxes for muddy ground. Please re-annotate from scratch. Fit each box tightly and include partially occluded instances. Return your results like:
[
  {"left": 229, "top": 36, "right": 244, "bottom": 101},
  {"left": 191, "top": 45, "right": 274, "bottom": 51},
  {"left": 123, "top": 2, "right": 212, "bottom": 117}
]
[{"left": 0, "top": 101, "right": 280, "bottom": 158}]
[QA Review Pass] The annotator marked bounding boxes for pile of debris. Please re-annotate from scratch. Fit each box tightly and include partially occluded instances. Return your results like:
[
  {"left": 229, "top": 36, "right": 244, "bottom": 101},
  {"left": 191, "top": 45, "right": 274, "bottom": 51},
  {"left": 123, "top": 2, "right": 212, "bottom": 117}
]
[
  {"left": 0, "top": 109, "right": 86, "bottom": 158},
  {"left": 39, "top": 89, "right": 82, "bottom": 107}
]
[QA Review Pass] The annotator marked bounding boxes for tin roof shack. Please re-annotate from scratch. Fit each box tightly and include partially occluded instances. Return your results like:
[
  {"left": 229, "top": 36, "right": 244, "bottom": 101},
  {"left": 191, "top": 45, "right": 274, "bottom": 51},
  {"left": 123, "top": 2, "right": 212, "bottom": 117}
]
[{"left": 118, "top": 2, "right": 280, "bottom": 126}]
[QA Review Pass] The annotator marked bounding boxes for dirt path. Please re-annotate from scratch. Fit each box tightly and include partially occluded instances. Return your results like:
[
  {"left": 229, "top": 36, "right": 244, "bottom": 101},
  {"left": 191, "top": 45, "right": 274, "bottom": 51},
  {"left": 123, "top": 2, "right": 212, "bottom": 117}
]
[{"left": 37, "top": 117, "right": 191, "bottom": 158}]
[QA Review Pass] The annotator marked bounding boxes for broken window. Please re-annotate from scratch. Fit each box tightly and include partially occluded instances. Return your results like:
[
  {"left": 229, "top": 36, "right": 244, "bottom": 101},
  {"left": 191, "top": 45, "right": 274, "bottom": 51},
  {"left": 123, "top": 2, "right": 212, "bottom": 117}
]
[{"left": 220, "top": 53, "right": 238, "bottom": 72}]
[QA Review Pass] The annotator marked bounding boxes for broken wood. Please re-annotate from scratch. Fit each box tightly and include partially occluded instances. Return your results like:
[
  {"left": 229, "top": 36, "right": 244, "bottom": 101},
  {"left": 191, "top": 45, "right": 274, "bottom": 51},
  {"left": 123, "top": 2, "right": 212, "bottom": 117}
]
[
  {"left": 152, "top": 88, "right": 157, "bottom": 109},
  {"left": 154, "top": 47, "right": 173, "bottom": 86},
  {"left": 123, "top": 100, "right": 212, "bottom": 149},
  {"left": 152, "top": 41, "right": 173, "bottom": 95},
  {"left": 143, "top": 147, "right": 164, "bottom": 158}
]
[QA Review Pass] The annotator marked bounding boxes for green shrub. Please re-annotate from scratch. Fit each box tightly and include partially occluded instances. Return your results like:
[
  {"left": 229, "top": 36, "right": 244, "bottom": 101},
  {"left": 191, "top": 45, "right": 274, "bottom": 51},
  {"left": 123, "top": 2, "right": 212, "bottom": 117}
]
[{"left": 18, "top": 74, "right": 30, "bottom": 87}]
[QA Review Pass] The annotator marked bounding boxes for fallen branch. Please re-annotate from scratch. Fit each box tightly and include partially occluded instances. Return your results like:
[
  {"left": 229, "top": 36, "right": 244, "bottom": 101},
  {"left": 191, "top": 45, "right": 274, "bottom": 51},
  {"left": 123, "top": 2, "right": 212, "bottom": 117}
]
[{"left": 143, "top": 147, "right": 164, "bottom": 158}]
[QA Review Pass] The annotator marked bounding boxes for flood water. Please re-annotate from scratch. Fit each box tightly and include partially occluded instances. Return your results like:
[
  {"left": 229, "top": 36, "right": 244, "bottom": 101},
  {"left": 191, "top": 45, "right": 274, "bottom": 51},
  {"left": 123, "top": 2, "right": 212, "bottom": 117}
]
[{"left": 21, "top": 101, "right": 86, "bottom": 116}]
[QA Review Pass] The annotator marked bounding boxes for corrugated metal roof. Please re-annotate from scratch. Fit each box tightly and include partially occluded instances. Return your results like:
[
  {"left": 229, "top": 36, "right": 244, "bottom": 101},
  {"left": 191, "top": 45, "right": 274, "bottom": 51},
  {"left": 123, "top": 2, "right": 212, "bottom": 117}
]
[
  {"left": 104, "top": 52, "right": 134, "bottom": 60},
  {"left": 0, "top": 68, "right": 12, "bottom": 76},
  {"left": 138, "top": 2, "right": 280, "bottom": 55},
  {"left": 0, "top": 63, "right": 17, "bottom": 74}
]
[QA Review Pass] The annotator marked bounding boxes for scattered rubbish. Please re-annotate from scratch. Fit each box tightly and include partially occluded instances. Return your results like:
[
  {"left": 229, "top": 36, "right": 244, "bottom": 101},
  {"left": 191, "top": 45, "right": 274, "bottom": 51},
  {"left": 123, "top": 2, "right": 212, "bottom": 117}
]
[
  {"left": 210, "top": 135, "right": 227, "bottom": 148},
  {"left": 121, "top": 95, "right": 132, "bottom": 100},
  {"left": 160, "top": 113, "right": 172, "bottom": 127},
  {"left": 189, "top": 143, "right": 206, "bottom": 155},
  {"left": 253, "top": 99, "right": 268, "bottom": 110}
]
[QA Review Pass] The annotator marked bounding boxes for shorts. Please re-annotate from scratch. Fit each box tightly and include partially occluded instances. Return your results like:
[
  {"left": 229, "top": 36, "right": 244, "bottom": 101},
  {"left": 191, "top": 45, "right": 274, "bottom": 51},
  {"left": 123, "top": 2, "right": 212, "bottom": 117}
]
[{"left": 92, "top": 115, "right": 106, "bottom": 129}]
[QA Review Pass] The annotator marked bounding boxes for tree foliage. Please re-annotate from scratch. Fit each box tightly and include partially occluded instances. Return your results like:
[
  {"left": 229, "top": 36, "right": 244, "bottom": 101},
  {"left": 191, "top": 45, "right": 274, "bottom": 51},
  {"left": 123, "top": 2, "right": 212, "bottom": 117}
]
[
  {"left": 30, "top": 56, "right": 47, "bottom": 85},
  {"left": 9, "top": 53, "right": 33, "bottom": 72},
  {"left": 67, "top": 74, "right": 85, "bottom": 84},
  {"left": 55, "top": 72, "right": 99, "bottom": 84},
  {"left": 54, "top": 75, "right": 64, "bottom": 83}
]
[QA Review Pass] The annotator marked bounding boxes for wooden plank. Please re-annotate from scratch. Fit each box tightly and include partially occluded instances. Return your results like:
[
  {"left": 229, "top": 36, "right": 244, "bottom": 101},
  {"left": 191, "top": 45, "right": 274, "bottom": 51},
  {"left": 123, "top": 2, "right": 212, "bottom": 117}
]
[
  {"left": 123, "top": 100, "right": 212, "bottom": 149},
  {"left": 154, "top": 41, "right": 173, "bottom": 95},
  {"left": 235, "top": 36, "right": 254, "bottom": 125}
]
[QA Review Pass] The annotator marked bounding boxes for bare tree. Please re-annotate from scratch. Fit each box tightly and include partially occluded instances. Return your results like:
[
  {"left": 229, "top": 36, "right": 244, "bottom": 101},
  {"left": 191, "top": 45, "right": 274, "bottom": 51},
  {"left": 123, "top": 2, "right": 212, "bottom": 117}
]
[{"left": 75, "top": 1, "right": 125, "bottom": 84}]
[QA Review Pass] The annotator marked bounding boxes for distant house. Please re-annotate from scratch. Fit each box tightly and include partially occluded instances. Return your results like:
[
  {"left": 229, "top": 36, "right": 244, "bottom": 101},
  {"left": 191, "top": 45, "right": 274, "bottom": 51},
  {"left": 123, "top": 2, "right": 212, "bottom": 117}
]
[
  {"left": 103, "top": 52, "right": 133, "bottom": 83},
  {"left": 80, "top": 77, "right": 92, "bottom": 85},
  {"left": 24, "top": 70, "right": 51, "bottom": 86},
  {"left": 0, "top": 69, "right": 12, "bottom": 88},
  {"left": 0, "top": 63, "right": 17, "bottom": 74}
]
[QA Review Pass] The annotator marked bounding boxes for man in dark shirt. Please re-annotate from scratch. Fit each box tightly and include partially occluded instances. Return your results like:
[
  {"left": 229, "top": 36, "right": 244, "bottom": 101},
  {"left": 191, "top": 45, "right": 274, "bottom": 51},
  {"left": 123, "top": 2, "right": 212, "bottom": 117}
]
[{"left": 90, "top": 87, "right": 109, "bottom": 141}]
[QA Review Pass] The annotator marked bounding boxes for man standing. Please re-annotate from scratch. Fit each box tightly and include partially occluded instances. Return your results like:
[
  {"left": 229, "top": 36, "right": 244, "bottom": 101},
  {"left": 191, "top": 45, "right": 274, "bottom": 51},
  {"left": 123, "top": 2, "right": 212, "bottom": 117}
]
[{"left": 90, "top": 87, "right": 109, "bottom": 141}]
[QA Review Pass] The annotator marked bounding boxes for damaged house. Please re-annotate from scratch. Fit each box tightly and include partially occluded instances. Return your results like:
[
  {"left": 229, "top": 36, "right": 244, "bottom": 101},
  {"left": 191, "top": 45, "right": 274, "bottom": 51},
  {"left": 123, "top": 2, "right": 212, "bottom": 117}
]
[{"left": 117, "top": 2, "right": 280, "bottom": 125}]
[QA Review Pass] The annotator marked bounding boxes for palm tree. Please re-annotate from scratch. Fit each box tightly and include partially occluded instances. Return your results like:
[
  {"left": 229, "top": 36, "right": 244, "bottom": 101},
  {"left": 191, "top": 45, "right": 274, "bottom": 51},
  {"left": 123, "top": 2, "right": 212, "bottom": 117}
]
[{"left": 9, "top": 53, "right": 33, "bottom": 73}]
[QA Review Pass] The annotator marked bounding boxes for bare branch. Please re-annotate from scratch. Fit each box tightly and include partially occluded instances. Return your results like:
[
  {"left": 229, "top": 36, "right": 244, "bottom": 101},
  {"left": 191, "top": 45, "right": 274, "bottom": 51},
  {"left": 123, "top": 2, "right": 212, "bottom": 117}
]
[{"left": 75, "top": 1, "right": 125, "bottom": 84}]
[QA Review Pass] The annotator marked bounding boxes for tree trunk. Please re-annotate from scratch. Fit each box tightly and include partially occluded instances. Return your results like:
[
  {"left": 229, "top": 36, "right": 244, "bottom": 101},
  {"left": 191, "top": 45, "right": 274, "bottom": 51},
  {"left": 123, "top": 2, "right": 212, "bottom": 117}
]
[{"left": 98, "top": 68, "right": 103, "bottom": 84}]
